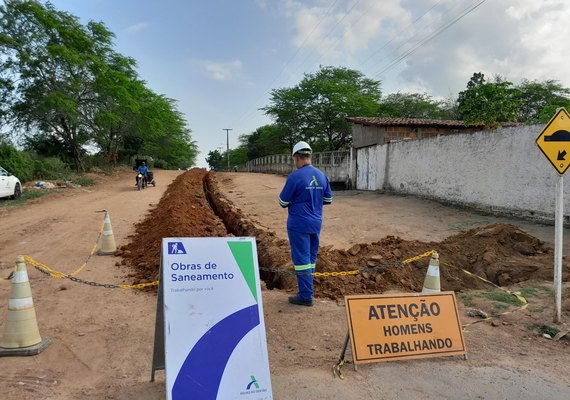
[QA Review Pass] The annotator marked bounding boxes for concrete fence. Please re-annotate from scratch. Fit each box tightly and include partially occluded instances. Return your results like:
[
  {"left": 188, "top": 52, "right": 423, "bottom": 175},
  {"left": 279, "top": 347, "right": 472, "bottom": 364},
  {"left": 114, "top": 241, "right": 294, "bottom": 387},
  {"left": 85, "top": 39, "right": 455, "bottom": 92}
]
[
  {"left": 242, "top": 125, "right": 567, "bottom": 220},
  {"left": 356, "top": 125, "right": 567, "bottom": 220},
  {"left": 246, "top": 150, "right": 352, "bottom": 185}
]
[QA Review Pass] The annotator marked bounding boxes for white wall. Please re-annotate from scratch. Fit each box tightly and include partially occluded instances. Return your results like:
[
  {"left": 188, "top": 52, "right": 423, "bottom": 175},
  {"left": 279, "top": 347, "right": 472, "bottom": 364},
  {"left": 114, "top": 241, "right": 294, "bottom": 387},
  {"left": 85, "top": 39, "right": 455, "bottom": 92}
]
[{"left": 364, "top": 125, "right": 567, "bottom": 219}]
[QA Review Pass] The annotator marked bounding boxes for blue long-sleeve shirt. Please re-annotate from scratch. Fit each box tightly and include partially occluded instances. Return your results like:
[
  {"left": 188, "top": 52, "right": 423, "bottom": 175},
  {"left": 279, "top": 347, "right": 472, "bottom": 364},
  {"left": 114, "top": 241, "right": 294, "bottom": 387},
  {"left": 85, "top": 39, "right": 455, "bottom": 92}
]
[
  {"left": 279, "top": 164, "right": 332, "bottom": 234},
  {"left": 137, "top": 165, "right": 149, "bottom": 176}
]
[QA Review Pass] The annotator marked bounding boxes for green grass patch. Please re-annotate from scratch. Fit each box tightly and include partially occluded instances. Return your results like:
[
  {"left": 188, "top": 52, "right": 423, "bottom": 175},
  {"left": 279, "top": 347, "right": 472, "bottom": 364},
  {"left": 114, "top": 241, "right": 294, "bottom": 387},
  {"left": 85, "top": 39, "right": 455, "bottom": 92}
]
[
  {"left": 459, "top": 293, "right": 477, "bottom": 307},
  {"left": 528, "top": 306, "right": 545, "bottom": 313},
  {"left": 483, "top": 291, "right": 525, "bottom": 306},
  {"left": 68, "top": 176, "right": 96, "bottom": 186},
  {"left": 538, "top": 325, "right": 560, "bottom": 337},
  {"left": 520, "top": 286, "right": 552, "bottom": 298},
  {"left": 0, "top": 189, "right": 51, "bottom": 208}
]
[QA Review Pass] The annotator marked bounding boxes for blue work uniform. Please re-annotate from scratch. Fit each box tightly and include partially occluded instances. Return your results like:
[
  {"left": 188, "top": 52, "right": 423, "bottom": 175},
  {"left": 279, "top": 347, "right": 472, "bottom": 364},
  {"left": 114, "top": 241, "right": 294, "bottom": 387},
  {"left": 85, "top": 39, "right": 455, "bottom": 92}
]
[{"left": 279, "top": 164, "right": 332, "bottom": 301}]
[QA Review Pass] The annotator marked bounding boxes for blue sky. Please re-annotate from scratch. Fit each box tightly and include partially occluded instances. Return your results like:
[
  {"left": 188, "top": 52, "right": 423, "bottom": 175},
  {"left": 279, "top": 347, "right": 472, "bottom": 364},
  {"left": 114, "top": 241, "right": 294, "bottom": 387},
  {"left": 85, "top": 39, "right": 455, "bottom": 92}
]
[{"left": 46, "top": 0, "right": 570, "bottom": 167}]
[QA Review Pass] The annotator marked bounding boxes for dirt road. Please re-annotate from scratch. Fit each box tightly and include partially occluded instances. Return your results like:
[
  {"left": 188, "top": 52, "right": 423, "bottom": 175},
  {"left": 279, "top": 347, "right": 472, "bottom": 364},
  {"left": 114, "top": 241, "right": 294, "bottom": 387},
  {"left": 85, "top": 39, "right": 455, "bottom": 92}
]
[{"left": 0, "top": 170, "right": 568, "bottom": 400}]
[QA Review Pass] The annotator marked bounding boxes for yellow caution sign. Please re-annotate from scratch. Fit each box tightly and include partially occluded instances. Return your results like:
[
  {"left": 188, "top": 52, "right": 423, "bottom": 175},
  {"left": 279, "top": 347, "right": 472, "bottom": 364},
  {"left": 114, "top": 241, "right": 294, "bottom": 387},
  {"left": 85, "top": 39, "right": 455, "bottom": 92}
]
[
  {"left": 536, "top": 107, "right": 570, "bottom": 175},
  {"left": 345, "top": 292, "right": 466, "bottom": 363}
]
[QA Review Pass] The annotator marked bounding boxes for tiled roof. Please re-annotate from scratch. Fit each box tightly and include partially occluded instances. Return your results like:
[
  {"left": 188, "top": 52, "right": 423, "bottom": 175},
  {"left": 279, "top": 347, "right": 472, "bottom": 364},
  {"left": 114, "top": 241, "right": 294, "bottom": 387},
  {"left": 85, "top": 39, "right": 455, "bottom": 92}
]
[{"left": 346, "top": 117, "right": 483, "bottom": 128}]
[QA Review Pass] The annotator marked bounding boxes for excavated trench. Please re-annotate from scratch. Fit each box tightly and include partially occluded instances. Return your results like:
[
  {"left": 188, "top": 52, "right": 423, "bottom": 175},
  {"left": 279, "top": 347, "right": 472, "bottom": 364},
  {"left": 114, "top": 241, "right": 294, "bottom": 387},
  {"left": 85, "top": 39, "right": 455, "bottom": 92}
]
[{"left": 120, "top": 169, "right": 569, "bottom": 301}]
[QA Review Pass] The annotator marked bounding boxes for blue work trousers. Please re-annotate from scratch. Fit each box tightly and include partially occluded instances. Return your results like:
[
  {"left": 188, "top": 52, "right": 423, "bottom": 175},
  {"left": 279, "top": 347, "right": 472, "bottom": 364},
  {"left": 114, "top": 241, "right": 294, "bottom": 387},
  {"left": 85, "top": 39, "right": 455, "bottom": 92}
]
[{"left": 288, "top": 230, "right": 320, "bottom": 301}]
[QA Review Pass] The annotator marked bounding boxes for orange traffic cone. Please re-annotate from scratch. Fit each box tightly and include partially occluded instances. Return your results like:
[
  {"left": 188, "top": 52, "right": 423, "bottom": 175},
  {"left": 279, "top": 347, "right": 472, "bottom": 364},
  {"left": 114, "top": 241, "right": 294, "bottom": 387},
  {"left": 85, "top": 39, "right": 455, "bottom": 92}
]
[
  {"left": 97, "top": 211, "right": 117, "bottom": 255},
  {"left": 422, "top": 252, "right": 441, "bottom": 293},
  {"left": 0, "top": 256, "right": 51, "bottom": 356}
]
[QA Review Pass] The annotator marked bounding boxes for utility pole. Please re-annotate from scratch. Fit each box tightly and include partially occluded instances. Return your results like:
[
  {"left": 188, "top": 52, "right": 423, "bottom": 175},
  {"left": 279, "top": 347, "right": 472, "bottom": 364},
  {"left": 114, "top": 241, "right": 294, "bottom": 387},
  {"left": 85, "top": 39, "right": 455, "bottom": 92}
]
[{"left": 223, "top": 128, "right": 232, "bottom": 171}]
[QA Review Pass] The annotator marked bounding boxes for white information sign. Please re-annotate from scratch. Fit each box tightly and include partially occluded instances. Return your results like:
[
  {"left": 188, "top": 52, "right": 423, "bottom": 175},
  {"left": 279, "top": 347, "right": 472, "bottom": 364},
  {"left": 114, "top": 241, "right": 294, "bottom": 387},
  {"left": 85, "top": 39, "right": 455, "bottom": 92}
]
[{"left": 162, "top": 237, "right": 273, "bottom": 400}]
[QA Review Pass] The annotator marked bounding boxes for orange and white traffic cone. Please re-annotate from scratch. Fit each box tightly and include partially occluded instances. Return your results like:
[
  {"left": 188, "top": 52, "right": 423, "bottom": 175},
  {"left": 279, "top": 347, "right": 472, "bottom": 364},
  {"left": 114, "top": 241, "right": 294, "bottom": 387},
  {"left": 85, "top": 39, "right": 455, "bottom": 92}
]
[
  {"left": 422, "top": 252, "right": 441, "bottom": 293},
  {"left": 97, "top": 211, "right": 117, "bottom": 255},
  {"left": 0, "top": 256, "right": 50, "bottom": 356}
]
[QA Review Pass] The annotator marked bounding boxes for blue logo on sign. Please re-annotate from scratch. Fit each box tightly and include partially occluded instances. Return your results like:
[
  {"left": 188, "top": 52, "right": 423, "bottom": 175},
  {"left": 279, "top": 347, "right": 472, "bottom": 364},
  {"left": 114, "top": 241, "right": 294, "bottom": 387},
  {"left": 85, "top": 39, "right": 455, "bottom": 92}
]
[{"left": 168, "top": 242, "right": 187, "bottom": 254}]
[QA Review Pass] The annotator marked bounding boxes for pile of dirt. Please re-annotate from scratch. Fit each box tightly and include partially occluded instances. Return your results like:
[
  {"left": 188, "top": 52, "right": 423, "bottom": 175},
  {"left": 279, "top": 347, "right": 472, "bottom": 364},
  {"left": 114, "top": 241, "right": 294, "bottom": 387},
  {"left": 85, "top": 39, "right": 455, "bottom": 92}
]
[
  {"left": 120, "top": 169, "right": 227, "bottom": 282},
  {"left": 205, "top": 173, "right": 569, "bottom": 299},
  {"left": 121, "top": 170, "right": 569, "bottom": 302}
]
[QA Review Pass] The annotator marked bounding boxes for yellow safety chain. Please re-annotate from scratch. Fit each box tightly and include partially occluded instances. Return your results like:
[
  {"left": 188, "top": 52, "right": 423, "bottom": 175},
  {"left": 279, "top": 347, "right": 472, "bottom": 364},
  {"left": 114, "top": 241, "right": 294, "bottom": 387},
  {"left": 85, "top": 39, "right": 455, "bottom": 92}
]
[
  {"left": 21, "top": 212, "right": 159, "bottom": 289},
  {"left": 118, "top": 281, "right": 160, "bottom": 289},
  {"left": 402, "top": 249, "right": 437, "bottom": 265},
  {"left": 25, "top": 255, "right": 159, "bottom": 289},
  {"left": 313, "top": 270, "right": 360, "bottom": 277},
  {"left": 69, "top": 219, "right": 104, "bottom": 276}
]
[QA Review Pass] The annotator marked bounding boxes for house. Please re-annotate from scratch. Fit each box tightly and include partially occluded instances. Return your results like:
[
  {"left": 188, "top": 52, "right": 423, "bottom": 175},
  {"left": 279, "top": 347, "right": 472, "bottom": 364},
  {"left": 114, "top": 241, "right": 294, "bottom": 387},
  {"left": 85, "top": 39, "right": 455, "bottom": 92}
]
[{"left": 347, "top": 117, "right": 486, "bottom": 148}]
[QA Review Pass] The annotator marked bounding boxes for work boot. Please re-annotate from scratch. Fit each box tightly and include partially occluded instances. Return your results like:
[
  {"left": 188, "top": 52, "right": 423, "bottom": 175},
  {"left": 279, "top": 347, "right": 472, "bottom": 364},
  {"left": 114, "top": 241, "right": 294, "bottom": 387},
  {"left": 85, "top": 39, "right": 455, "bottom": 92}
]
[{"left": 288, "top": 295, "right": 313, "bottom": 307}]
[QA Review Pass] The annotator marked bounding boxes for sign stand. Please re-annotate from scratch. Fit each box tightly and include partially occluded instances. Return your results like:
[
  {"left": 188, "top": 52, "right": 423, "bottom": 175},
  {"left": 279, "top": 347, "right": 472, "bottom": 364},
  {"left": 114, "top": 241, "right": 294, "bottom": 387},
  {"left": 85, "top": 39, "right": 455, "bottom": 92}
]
[
  {"left": 151, "top": 259, "right": 165, "bottom": 382},
  {"left": 535, "top": 107, "right": 569, "bottom": 323},
  {"left": 554, "top": 176, "right": 564, "bottom": 323},
  {"left": 336, "top": 331, "right": 357, "bottom": 371}
]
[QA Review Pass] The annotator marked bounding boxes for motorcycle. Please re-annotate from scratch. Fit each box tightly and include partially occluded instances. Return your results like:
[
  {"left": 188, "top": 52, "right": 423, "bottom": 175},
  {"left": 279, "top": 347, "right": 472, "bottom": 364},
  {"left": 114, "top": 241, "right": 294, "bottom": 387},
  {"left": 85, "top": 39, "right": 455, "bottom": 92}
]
[
  {"left": 136, "top": 173, "right": 147, "bottom": 191},
  {"left": 135, "top": 171, "right": 156, "bottom": 191}
]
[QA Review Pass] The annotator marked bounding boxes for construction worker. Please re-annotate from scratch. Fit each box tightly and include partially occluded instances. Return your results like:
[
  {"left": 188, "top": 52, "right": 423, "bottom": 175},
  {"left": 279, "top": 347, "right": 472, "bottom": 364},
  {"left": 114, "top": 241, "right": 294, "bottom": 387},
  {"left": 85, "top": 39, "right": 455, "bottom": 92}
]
[{"left": 279, "top": 141, "right": 332, "bottom": 306}]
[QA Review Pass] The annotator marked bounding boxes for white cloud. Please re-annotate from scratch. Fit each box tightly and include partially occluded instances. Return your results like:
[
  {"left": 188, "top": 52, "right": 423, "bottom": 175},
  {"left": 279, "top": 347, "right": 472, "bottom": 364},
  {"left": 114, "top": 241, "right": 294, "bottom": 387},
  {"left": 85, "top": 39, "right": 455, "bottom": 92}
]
[
  {"left": 279, "top": 0, "right": 570, "bottom": 97},
  {"left": 394, "top": 0, "right": 570, "bottom": 96},
  {"left": 124, "top": 22, "right": 150, "bottom": 35},
  {"left": 287, "top": 0, "right": 412, "bottom": 56},
  {"left": 203, "top": 60, "right": 243, "bottom": 81},
  {"left": 255, "top": 0, "right": 268, "bottom": 8}
]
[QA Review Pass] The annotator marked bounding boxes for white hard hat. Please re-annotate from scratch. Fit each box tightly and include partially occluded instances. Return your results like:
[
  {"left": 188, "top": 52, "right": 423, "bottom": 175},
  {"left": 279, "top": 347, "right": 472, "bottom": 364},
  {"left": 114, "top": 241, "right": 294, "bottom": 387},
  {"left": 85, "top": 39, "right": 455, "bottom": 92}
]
[{"left": 292, "top": 141, "right": 312, "bottom": 156}]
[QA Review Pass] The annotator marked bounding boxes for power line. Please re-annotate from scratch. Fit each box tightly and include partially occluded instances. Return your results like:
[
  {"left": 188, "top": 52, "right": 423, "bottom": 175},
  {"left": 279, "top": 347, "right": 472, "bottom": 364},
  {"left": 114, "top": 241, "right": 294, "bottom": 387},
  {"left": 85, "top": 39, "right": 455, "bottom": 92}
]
[
  {"left": 230, "top": 0, "right": 488, "bottom": 141},
  {"left": 371, "top": 0, "right": 488, "bottom": 80},
  {"left": 357, "top": 0, "right": 445, "bottom": 72}
]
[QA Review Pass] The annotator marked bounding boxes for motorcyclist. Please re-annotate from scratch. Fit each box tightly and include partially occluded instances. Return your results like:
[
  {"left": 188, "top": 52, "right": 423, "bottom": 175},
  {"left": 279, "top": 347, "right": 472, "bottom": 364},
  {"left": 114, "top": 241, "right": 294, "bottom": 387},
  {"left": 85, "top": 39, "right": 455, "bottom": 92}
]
[{"left": 136, "top": 161, "right": 149, "bottom": 186}]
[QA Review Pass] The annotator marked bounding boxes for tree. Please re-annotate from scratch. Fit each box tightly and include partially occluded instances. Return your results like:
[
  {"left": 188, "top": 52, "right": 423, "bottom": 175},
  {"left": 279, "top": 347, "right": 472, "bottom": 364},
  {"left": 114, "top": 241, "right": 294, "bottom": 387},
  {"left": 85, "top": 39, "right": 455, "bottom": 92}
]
[
  {"left": 239, "top": 124, "right": 289, "bottom": 160},
  {"left": 0, "top": 0, "right": 118, "bottom": 170},
  {"left": 457, "top": 73, "right": 521, "bottom": 128},
  {"left": 516, "top": 79, "right": 570, "bottom": 124},
  {"left": 262, "top": 66, "right": 381, "bottom": 150},
  {"left": 206, "top": 150, "right": 223, "bottom": 170},
  {"left": 378, "top": 92, "right": 444, "bottom": 119},
  {"left": 0, "top": 0, "right": 198, "bottom": 170}
]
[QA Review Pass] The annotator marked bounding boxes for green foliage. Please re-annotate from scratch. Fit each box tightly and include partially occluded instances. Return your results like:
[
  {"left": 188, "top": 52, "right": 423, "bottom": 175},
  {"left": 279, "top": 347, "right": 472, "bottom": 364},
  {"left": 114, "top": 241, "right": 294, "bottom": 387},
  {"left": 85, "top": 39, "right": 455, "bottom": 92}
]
[
  {"left": 459, "top": 293, "right": 476, "bottom": 308},
  {"left": 458, "top": 73, "right": 521, "bottom": 128},
  {"left": 0, "top": 141, "right": 32, "bottom": 181},
  {"left": 379, "top": 92, "right": 445, "bottom": 119},
  {"left": 228, "top": 146, "right": 248, "bottom": 167},
  {"left": 537, "top": 325, "right": 560, "bottom": 337},
  {"left": 33, "top": 157, "right": 69, "bottom": 180},
  {"left": 263, "top": 66, "right": 381, "bottom": 150},
  {"left": 0, "top": 141, "right": 70, "bottom": 181},
  {"left": 0, "top": 188, "right": 49, "bottom": 208},
  {"left": 519, "top": 286, "right": 552, "bottom": 298},
  {"left": 517, "top": 79, "right": 570, "bottom": 123},
  {"left": 239, "top": 124, "right": 289, "bottom": 160},
  {"left": 24, "top": 133, "right": 76, "bottom": 164},
  {"left": 153, "top": 159, "right": 169, "bottom": 169},
  {"left": 206, "top": 150, "right": 223, "bottom": 170},
  {"left": 69, "top": 176, "right": 96, "bottom": 186},
  {"left": 0, "top": 0, "right": 197, "bottom": 171},
  {"left": 482, "top": 291, "right": 524, "bottom": 306}
]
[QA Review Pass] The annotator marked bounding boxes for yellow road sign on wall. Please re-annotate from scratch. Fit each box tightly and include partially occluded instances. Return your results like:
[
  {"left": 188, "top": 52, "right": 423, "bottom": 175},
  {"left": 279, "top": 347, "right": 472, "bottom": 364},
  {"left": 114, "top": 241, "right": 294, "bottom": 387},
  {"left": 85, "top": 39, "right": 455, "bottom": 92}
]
[{"left": 536, "top": 108, "right": 570, "bottom": 175}]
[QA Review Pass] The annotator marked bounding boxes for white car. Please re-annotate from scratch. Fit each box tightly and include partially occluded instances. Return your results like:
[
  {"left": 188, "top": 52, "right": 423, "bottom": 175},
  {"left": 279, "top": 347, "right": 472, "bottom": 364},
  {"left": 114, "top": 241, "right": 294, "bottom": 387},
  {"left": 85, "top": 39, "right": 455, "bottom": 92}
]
[{"left": 0, "top": 166, "right": 22, "bottom": 199}]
